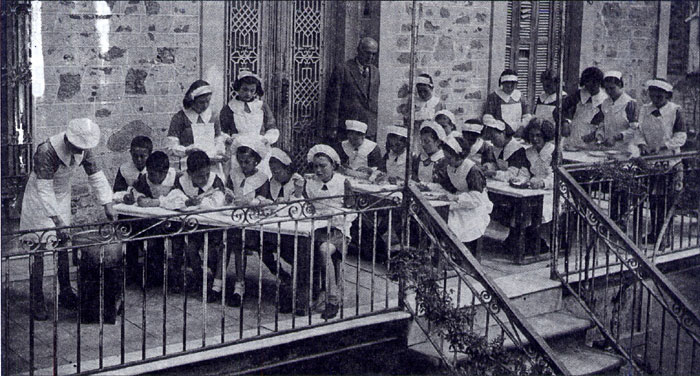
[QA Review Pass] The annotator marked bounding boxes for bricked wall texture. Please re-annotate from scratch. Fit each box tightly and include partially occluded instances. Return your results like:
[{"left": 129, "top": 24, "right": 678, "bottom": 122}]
[
  {"left": 578, "top": 1, "right": 659, "bottom": 102},
  {"left": 377, "top": 1, "right": 492, "bottom": 148},
  {"left": 34, "top": 0, "right": 201, "bottom": 223}
]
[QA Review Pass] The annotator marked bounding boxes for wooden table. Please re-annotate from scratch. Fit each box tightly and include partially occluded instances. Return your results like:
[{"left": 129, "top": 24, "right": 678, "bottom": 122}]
[
  {"left": 562, "top": 150, "right": 609, "bottom": 164},
  {"left": 486, "top": 180, "right": 549, "bottom": 264}
]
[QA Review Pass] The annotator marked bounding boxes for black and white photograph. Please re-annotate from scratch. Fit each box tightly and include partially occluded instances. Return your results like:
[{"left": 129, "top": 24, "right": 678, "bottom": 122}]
[{"left": 1, "top": 1, "right": 699, "bottom": 374}]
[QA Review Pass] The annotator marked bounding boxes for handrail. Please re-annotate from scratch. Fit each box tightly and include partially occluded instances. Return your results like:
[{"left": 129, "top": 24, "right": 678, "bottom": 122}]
[
  {"left": 556, "top": 166, "right": 700, "bottom": 330},
  {"left": 404, "top": 183, "right": 571, "bottom": 375}
]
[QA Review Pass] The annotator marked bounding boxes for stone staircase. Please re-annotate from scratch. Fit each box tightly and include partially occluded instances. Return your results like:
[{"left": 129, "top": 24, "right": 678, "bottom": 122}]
[{"left": 407, "top": 267, "right": 626, "bottom": 375}]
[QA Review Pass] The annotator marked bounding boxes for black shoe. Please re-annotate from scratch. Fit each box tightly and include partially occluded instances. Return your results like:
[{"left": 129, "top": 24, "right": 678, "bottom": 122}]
[
  {"left": 58, "top": 289, "right": 79, "bottom": 309},
  {"left": 643, "top": 233, "right": 657, "bottom": 244},
  {"left": 321, "top": 303, "right": 338, "bottom": 320},
  {"left": 294, "top": 307, "right": 308, "bottom": 317},
  {"left": 226, "top": 292, "right": 242, "bottom": 307},
  {"left": 207, "top": 290, "right": 222, "bottom": 303}
]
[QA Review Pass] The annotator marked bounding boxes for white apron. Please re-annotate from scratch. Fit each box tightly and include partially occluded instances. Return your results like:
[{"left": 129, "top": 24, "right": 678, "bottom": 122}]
[
  {"left": 305, "top": 174, "right": 357, "bottom": 238},
  {"left": 467, "top": 138, "right": 485, "bottom": 164},
  {"left": 20, "top": 135, "right": 83, "bottom": 243},
  {"left": 417, "top": 150, "right": 444, "bottom": 183},
  {"left": 525, "top": 144, "right": 555, "bottom": 223},
  {"left": 496, "top": 88, "right": 524, "bottom": 132},
  {"left": 565, "top": 90, "right": 607, "bottom": 149},
  {"left": 638, "top": 102, "right": 683, "bottom": 166},
  {"left": 534, "top": 92, "right": 560, "bottom": 124},
  {"left": 446, "top": 159, "right": 493, "bottom": 243},
  {"left": 342, "top": 140, "right": 376, "bottom": 170},
  {"left": 227, "top": 98, "right": 271, "bottom": 177},
  {"left": 601, "top": 93, "right": 635, "bottom": 152},
  {"left": 385, "top": 150, "right": 407, "bottom": 180}
]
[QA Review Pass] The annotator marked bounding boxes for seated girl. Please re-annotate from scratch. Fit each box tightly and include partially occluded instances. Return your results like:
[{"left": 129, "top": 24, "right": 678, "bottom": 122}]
[
  {"left": 481, "top": 117, "right": 528, "bottom": 182},
  {"left": 483, "top": 69, "right": 531, "bottom": 137},
  {"left": 412, "top": 120, "right": 447, "bottom": 185},
  {"left": 267, "top": 147, "right": 304, "bottom": 202},
  {"left": 438, "top": 137, "right": 493, "bottom": 251},
  {"left": 132, "top": 151, "right": 178, "bottom": 207},
  {"left": 460, "top": 119, "right": 493, "bottom": 165},
  {"left": 435, "top": 110, "right": 460, "bottom": 139},
  {"left": 305, "top": 145, "right": 356, "bottom": 320},
  {"left": 378, "top": 125, "right": 409, "bottom": 184},
  {"left": 337, "top": 120, "right": 382, "bottom": 180},
  {"left": 212, "top": 136, "right": 271, "bottom": 306}
]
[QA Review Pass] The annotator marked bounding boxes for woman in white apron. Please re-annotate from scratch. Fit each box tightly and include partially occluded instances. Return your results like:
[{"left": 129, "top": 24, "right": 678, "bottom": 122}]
[
  {"left": 408, "top": 73, "right": 445, "bottom": 152},
  {"left": 599, "top": 71, "right": 640, "bottom": 154},
  {"left": 483, "top": 69, "right": 531, "bottom": 137},
  {"left": 379, "top": 125, "right": 409, "bottom": 182},
  {"left": 20, "top": 119, "right": 114, "bottom": 320},
  {"left": 412, "top": 121, "right": 447, "bottom": 185},
  {"left": 533, "top": 69, "right": 566, "bottom": 125},
  {"left": 219, "top": 71, "right": 279, "bottom": 177},
  {"left": 558, "top": 67, "right": 607, "bottom": 150},
  {"left": 439, "top": 137, "right": 493, "bottom": 252},
  {"left": 166, "top": 80, "right": 226, "bottom": 176},
  {"left": 634, "top": 79, "right": 687, "bottom": 244}
]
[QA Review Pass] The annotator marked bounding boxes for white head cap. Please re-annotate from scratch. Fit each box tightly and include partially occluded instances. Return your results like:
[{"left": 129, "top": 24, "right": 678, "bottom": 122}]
[
  {"left": 461, "top": 121, "right": 484, "bottom": 134},
  {"left": 442, "top": 136, "right": 463, "bottom": 155},
  {"left": 66, "top": 118, "right": 101, "bottom": 149},
  {"left": 233, "top": 135, "right": 268, "bottom": 162},
  {"left": 386, "top": 125, "right": 408, "bottom": 138},
  {"left": 237, "top": 70, "right": 262, "bottom": 83},
  {"left": 482, "top": 114, "right": 506, "bottom": 131},
  {"left": 269, "top": 147, "right": 292, "bottom": 166},
  {"left": 345, "top": 120, "right": 368, "bottom": 134},
  {"left": 604, "top": 70, "right": 622, "bottom": 80},
  {"left": 420, "top": 120, "right": 447, "bottom": 141},
  {"left": 307, "top": 144, "right": 341, "bottom": 165},
  {"left": 434, "top": 109, "right": 457, "bottom": 126},
  {"left": 646, "top": 79, "right": 673, "bottom": 93}
]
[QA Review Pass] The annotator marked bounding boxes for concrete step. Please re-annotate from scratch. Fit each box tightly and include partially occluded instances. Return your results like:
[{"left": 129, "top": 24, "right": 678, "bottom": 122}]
[
  {"left": 554, "top": 344, "right": 625, "bottom": 376},
  {"left": 408, "top": 310, "right": 623, "bottom": 375}
]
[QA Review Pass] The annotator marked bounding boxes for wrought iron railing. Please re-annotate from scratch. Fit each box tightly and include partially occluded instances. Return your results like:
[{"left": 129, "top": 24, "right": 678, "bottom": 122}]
[
  {"left": 399, "top": 184, "right": 569, "bottom": 375},
  {"left": 1, "top": 189, "right": 404, "bottom": 375},
  {"left": 552, "top": 161, "right": 700, "bottom": 375}
]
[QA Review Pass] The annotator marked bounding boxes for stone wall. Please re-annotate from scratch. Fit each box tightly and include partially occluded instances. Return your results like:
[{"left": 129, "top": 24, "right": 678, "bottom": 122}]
[
  {"left": 34, "top": 0, "right": 201, "bottom": 223},
  {"left": 377, "top": 0, "right": 492, "bottom": 148},
  {"left": 578, "top": 1, "right": 659, "bottom": 101}
]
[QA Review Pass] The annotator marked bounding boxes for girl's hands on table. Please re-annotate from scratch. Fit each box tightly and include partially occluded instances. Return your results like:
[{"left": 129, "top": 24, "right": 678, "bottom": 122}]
[
  {"left": 137, "top": 197, "right": 160, "bottom": 207},
  {"left": 122, "top": 192, "right": 135, "bottom": 205},
  {"left": 484, "top": 170, "right": 497, "bottom": 179},
  {"left": 496, "top": 160, "right": 509, "bottom": 171},
  {"left": 528, "top": 178, "right": 545, "bottom": 189},
  {"left": 185, "top": 196, "right": 201, "bottom": 207}
]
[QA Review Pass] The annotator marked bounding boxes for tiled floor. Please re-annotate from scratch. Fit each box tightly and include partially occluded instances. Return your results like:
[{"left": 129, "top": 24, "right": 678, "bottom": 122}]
[{"left": 1, "top": 254, "right": 399, "bottom": 375}]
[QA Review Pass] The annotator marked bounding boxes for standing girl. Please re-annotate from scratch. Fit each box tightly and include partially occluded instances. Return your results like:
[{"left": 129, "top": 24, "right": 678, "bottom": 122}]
[{"left": 483, "top": 69, "right": 531, "bottom": 136}]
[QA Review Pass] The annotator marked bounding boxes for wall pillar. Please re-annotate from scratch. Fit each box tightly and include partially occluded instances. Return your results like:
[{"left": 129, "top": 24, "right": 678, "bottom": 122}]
[
  {"left": 655, "top": 0, "right": 671, "bottom": 78},
  {"left": 201, "top": 1, "right": 226, "bottom": 112}
]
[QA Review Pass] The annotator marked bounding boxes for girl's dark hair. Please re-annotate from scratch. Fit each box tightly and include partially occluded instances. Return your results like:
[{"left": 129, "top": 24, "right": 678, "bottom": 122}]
[
  {"left": 236, "top": 146, "right": 262, "bottom": 163},
  {"left": 439, "top": 141, "right": 463, "bottom": 159},
  {"left": 540, "top": 69, "right": 559, "bottom": 84},
  {"left": 233, "top": 75, "right": 264, "bottom": 97},
  {"left": 603, "top": 76, "right": 624, "bottom": 88},
  {"left": 419, "top": 127, "right": 440, "bottom": 141},
  {"left": 580, "top": 67, "right": 604, "bottom": 87},
  {"left": 146, "top": 151, "right": 169, "bottom": 172},
  {"left": 186, "top": 150, "right": 210, "bottom": 172},
  {"left": 524, "top": 118, "right": 555, "bottom": 143},
  {"left": 130, "top": 135, "right": 153, "bottom": 152},
  {"left": 183, "top": 80, "right": 211, "bottom": 109},
  {"left": 385, "top": 133, "right": 408, "bottom": 152}
]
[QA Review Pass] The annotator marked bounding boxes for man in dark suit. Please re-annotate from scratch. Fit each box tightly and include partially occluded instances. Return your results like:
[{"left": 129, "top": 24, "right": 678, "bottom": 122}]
[{"left": 324, "top": 37, "right": 380, "bottom": 144}]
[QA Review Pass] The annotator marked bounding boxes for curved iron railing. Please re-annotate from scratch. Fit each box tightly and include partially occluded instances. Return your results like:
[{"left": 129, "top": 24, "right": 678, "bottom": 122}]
[
  {"left": 402, "top": 184, "right": 570, "bottom": 375},
  {"left": 553, "top": 163, "right": 700, "bottom": 375}
]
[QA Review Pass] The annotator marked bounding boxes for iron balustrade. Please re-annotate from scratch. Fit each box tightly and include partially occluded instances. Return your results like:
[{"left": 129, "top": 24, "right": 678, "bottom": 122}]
[
  {"left": 1, "top": 189, "right": 404, "bottom": 375},
  {"left": 400, "top": 184, "right": 569, "bottom": 375},
  {"left": 552, "top": 158, "right": 700, "bottom": 375}
]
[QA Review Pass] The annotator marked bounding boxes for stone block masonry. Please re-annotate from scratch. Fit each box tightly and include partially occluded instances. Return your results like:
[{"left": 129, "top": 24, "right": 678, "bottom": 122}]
[
  {"left": 35, "top": 0, "right": 201, "bottom": 224},
  {"left": 377, "top": 1, "right": 492, "bottom": 148}
]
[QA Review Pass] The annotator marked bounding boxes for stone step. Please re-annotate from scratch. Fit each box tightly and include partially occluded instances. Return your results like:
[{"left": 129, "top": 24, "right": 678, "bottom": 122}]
[{"left": 408, "top": 310, "right": 623, "bottom": 375}]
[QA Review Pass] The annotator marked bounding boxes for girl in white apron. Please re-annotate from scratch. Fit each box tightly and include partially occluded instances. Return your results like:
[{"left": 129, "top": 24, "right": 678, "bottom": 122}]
[
  {"left": 533, "top": 69, "right": 566, "bottom": 125},
  {"left": 483, "top": 69, "right": 531, "bottom": 137},
  {"left": 21, "top": 119, "right": 113, "bottom": 320},
  {"left": 338, "top": 120, "right": 382, "bottom": 179},
  {"left": 305, "top": 145, "right": 357, "bottom": 319},
  {"left": 459, "top": 119, "right": 491, "bottom": 165},
  {"left": 600, "top": 71, "right": 639, "bottom": 154},
  {"left": 634, "top": 79, "right": 687, "bottom": 244},
  {"left": 220, "top": 71, "right": 279, "bottom": 178},
  {"left": 413, "top": 121, "right": 447, "bottom": 185},
  {"left": 439, "top": 137, "right": 493, "bottom": 251},
  {"left": 113, "top": 135, "right": 152, "bottom": 204},
  {"left": 408, "top": 73, "right": 445, "bottom": 151},
  {"left": 558, "top": 67, "right": 607, "bottom": 150},
  {"left": 379, "top": 125, "right": 409, "bottom": 183},
  {"left": 165, "top": 80, "right": 226, "bottom": 176},
  {"left": 481, "top": 118, "right": 529, "bottom": 183},
  {"left": 435, "top": 109, "right": 460, "bottom": 139}
]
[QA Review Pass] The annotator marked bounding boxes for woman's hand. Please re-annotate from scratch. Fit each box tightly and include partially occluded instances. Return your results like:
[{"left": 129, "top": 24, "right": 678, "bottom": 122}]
[
  {"left": 581, "top": 132, "right": 597, "bottom": 144},
  {"left": 137, "top": 197, "right": 160, "bottom": 207},
  {"left": 638, "top": 144, "right": 650, "bottom": 156},
  {"left": 122, "top": 192, "right": 135, "bottom": 205},
  {"left": 484, "top": 170, "right": 497, "bottom": 179},
  {"left": 185, "top": 196, "right": 201, "bottom": 207},
  {"left": 528, "top": 178, "right": 545, "bottom": 189},
  {"left": 603, "top": 138, "right": 616, "bottom": 148},
  {"left": 496, "top": 160, "right": 509, "bottom": 171}
]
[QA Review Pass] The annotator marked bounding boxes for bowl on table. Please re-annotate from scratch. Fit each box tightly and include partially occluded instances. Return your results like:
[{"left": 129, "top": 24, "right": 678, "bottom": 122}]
[{"left": 509, "top": 177, "right": 530, "bottom": 189}]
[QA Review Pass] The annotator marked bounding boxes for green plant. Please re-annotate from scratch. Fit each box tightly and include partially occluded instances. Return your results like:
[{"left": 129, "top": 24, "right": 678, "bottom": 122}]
[{"left": 390, "top": 244, "right": 553, "bottom": 376}]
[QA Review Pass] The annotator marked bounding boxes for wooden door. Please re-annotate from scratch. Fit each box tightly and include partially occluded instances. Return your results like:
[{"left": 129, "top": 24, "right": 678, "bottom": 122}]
[{"left": 225, "top": 1, "right": 339, "bottom": 167}]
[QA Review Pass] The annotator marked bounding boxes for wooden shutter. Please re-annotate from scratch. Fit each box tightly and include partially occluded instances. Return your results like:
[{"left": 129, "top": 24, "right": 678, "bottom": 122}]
[{"left": 505, "top": 1, "right": 562, "bottom": 108}]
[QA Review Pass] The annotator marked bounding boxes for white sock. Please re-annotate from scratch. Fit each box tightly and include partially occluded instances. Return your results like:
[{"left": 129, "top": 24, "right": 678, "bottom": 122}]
[{"left": 212, "top": 278, "right": 222, "bottom": 293}]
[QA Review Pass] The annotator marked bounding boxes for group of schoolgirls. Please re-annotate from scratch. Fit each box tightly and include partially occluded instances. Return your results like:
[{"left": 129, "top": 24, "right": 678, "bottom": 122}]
[
  {"left": 111, "top": 72, "right": 365, "bottom": 319},
  {"left": 556, "top": 67, "right": 687, "bottom": 244}
]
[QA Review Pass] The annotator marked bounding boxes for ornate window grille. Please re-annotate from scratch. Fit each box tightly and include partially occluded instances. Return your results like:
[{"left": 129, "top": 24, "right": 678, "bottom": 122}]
[
  {"left": 224, "top": 0, "right": 262, "bottom": 101},
  {"left": 505, "top": 1, "right": 563, "bottom": 107},
  {"left": 1, "top": 0, "right": 33, "bottom": 223}
]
